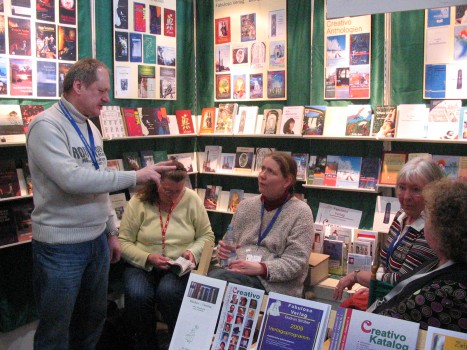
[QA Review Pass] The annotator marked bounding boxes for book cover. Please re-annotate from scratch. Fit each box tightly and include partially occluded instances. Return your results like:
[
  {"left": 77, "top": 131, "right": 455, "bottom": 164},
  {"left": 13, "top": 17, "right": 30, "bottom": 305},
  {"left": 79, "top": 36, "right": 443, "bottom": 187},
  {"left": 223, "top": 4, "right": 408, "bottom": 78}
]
[
  {"left": 160, "top": 67, "right": 176, "bottom": 99},
  {"left": 57, "top": 25, "right": 76, "bottom": 61},
  {"left": 204, "top": 185, "right": 221, "bottom": 210},
  {"left": 379, "top": 151, "right": 408, "bottom": 186},
  {"left": 36, "top": 60, "right": 57, "bottom": 97},
  {"left": 234, "top": 147, "right": 255, "bottom": 173},
  {"left": 323, "top": 155, "right": 339, "bottom": 187},
  {"left": 20, "top": 104, "right": 43, "bottom": 134},
  {"left": 227, "top": 189, "right": 244, "bottom": 213},
  {"left": 266, "top": 70, "right": 286, "bottom": 99},
  {"left": 234, "top": 106, "right": 258, "bottom": 134},
  {"left": 36, "top": 0, "right": 56, "bottom": 22},
  {"left": 322, "top": 239, "right": 346, "bottom": 275},
  {"left": 254, "top": 148, "right": 275, "bottom": 173},
  {"left": 212, "top": 283, "right": 264, "bottom": 350},
  {"left": 336, "top": 156, "right": 362, "bottom": 188},
  {"left": 216, "top": 73, "right": 231, "bottom": 100},
  {"left": 168, "top": 257, "right": 195, "bottom": 277},
  {"left": 0, "top": 104, "right": 25, "bottom": 144},
  {"left": 8, "top": 17, "right": 31, "bottom": 56},
  {"left": 344, "top": 105, "right": 372, "bottom": 136},
  {"left": 138, "top": 65, "right": 156, "bottom": 98},
  {"left": 169, "top": 152, "right": 196, "bottom": 172},
  {"left": 250, "top": 73, "right": 263, "bottom": 98},
  {"left": 280, "top": 106, "right": 304, "bottom": 135},
  {"left": 9, "top": 58, "right": 33, "bottom": 96},
  {"left": 139, "top": 150, "right": 155, "bottom": 167},
  {"left": 372, "top": 196, "right": 401, "bottom": 233},
  {"left": 153, "top": 150, "right": 168, "bottom": 163},
  {"left": 262, "top": 109, "right": 282, "bottom": 134},
  {"left": 322, "top": 106, "right": 348, "bottom": 137},
  {"left": 347, "top": 253, "right": 372, "bottom": 274},
  {"left": 109, "top": 191, "right": 128, "bottom": 227},
  {"left": 329, "top": 307, "right": 419, "bottom": 350},
  {"left": 306, "top": 155, "right": 317, "bottom": 185},
  {"left": 256, "top": 292, "right": 330, "bottom": 350},
  {"left": 175, "top": 110, "right": 195, "bottom": 134},
  {"left": 36, "top": 22, "right": 57, "bottom": 59},
  {"left": 140, "top": 107, "right": 170, "bottom": 136},
  {"left": 327, "top": 225, "right": 353, "bottom": 247},
  {"left": 372, "top": 105, "right": 397, "bottom": 137},
  {"left": 302, "top": 105, "right": 326, "bottom": 136},
  {"left": 312, "top": 223, "right": 325, "bottom": 253},
  {"left": 12, "top": 200, "right": 33, "bottom": 243},
  {"left": 433, "top": 155, "right": 460, "bottom": 179},
  {"left": 199, "top": 107, "right": 216, "bottom": 134},
  {"left": 312, "top": 156, "right": 327, "bottom": 186},
  {"left": 149, "top": 5, "right": 161, "bottom": 35},
  {"left": 215, "top": 17, "right": 231, "bottom": 45},
  {"left": 352, "top": 240, "right": 372, "bottom": 257},
  {"left": 99, "top": 106, "right": 126, "bottom": 139},
  {"left": 0, "top": 205, "right": 18, "bottom": 246},
  {"left": 215, "top": 103, "right": 238, "bottom": 134},
  {"left": 133, "top": 2, "right": 146, "bottom": 32},
  {"left": 129, "top": 32, "right": 142, "bottom": 62},
  {"left": 58, "top": 0, "right": 75, "bottom": 24},
  {"left": 395, "top": 104, "right": 429, "bottom": 139},
  {"left": 122, "top": 152, "right": 142, "bottom": 171},
  {"left": 232, "top": 74, "right": 246, "bottom": 99},
  {"left": 169, "top": 274, "right": 226, "bottom": 350},
  {"left": 115, "top": 31, "right": 129, "bottom": 61},
  {"left": 425, "top": 326, "right": 467, "bottom": 350},
  {"left": 218, "top": 153, "right": 235, "bottom": 173},
  {"left": 167, "top": 115, "right": 179, "bottom": 135},
  {"left": 164, "top": 8, "right": 176, "bottom": 37},
  {"left": 121, "top": 107, "right": 143, "bottom": 137},
  {"left": 292, "top": 153, "right": 309, "bottom": 181},
  {"left": 358, "top": 157, "right": 381, "bottom": 190},
  {"left": 459, "top": 106, "right": 467, "bottom": 140},
  {"left": 426, "top": 99, "right": 461, "bottom": 140},
  {"left": 0, "top": 160, "right": 21, "bottom": 198},
  {"left": 203, "top": 145, "right": 222, "bottom": 173},
  {"left": 21, "top": 159, "right": 32, "bottom": 195},
  {"left": 354, "top": 229, "right": 378, "bottom": 259}
]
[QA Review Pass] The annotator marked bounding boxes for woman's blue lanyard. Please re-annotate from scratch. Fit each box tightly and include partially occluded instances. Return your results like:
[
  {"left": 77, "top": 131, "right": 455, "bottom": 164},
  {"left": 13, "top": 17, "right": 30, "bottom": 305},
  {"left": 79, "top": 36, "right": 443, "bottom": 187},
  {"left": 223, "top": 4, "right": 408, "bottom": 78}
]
[
  {"left": 258, "top": 203, "right": 284, "bottom": 245},
  {"left": 385, "top": 225, "right": 406, "bottom": 269},
  {"left": 58, "top": 100, "right": 99, "bottom": 170}
]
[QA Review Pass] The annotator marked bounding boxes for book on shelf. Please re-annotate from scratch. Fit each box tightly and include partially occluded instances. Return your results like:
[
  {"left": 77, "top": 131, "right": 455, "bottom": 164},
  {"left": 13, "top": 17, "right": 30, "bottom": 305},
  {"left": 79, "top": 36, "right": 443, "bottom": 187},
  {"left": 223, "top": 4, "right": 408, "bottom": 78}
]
[
  {"left": 426, "top": 99, "right": 461, "bottom": 140},
  {"left": 109, "top": 191, "right": 128, "bottom": 227},
  {"left": 139, "top": 150, "right": 155, "bottom": 167},
  {"left": 153, "top": 150, "right": 169, "bottom": 163},
  {"left": 227, "top": 189, "right": 244, "bottom": 213},
  {"left": 336, "top": 155, "right": 362, "bottom": 189},
  {"left": 168, "top": 257, "right": 196, "bottom": 277},
  {"left": 12, "top": 201, "right": 33, "bottom": 243},
  {"left": 215, "top": 103, "right": 238, "bottom": 134},
  {"left": 372, "top": 105, "right": 396, "bottom": 137},
  {"left": 212, "top": 283, "right": 265, "bottom": 350},
  {"left": 459, "top": 106, "right": 467, "bottom": 140},
  {"left": 0, "top": 160, "right": 21, "bottom": 198},
  {"left": 168, "top": 114, "right": 180, "bottom": 136},
  {"left": 122, "top": 152, "right": 142, "bottom": 171},
  {"left": 140, "top": 107, "right": 170, "bottom": 136},
  {"left": 347, "top": 253, "right": 372, "bottom": 274},
  {"left": 373, "top": 196, "right": 401, "bottom": 233},
  {"left": 169, "top": 152, "right": 196, "bottom": 172},
  {"left": 323, "top": 155, "right": 339, "bottom": 187},
  {"left": 203, "top": 185, "right": 222, "bottom": 210},
  {"left": 218, "top": 153, "right": 236, "bottom": 173},
  {"left": 175, "top": 109, "right": 195, "bottom": 134},
  {"left": 327, "top": 225, "right": 353, "bottom": 248},
  {"left": 99, "top": 106, "right": 126, "bottom": 139},
  {"left": 107, "top": 159, "right": 124, "bottom": 171},
  {"left": 322, "top": 238, "right": 346, "bottom": 275},
  {"left": 0, "top": 204, "right": 18, "bottom": 247},
  {"left": 344, "top": 104, "right": 372, "bottom": 136},
  {"left": 306, "top": 155, "right": 317, "bottom": 185},
  {"left": 353, "top": 229, "right": 378, "bottom": 259},
  {"left": 261, "top": 108, "right": 282, "bottom": 134},
  {"left": 312, "top": 156, "right": 327, "bottom": 186},
  {"left": 352, "top": 240, "right": 372, "bottom": 257},
  {"left": 0, "top": 104, "right": 25, "bottom": 144},
  {"left": 358, "top": 157, "right": 381, "bottom": 190},
  {"left": 121, "top": 107, "right": 143, "bottom": 137},
  {"left": 312, "top": 223, "right": 325, "bottom": 253},
  {"left": 279, "top": 106, "right": 305, "bottom": 135},
  {"left": 203, "top": 145, "right": 222, "bottom": 172},
  {"left": 322, "top": 106, "right": 347, "bottom": 137},
  {"left": 407, "top": 152, "right": 432, "bottom": 161},
  {"left": 329, "top": 307, "right": 419, "bottom": 350},
  {"left": 433, "top": 155, "right": 459, "bottom": 179},
  {"left": 254, "top": 148, "right": 275, "bottom": 173},
  {"left": 425, "top": 326, "right": 467, "bottom": 350},
  {"left": 233, "top": 146, "right": 255, "bottom": 173},
  {"left": 256, "top": 292, "right": 330, "bottom": 350},
  {"left": 21, "top": 159, "right": 33, "bottom": 195},
  {"left": 395, "top": 103, "right": 429, "bottom": 139},
  {"left": 170, "top": 274, "right": 226, "bottom": 350},
  {"left": 379, "top": 151, "right": 408, "bottom": 186},
  {"left": 20, "top": 104, "right": 44, "bottom": 134},
  {"left": 302, "top": 105, "right": 326, "bottom": 136},
  {"left": 199, "top": 107, "right": 217, "bottom": 134},
  {"left": 459, "top": 156, "right": 467, "bottom": 182},
  {"left": 292, "top": 153, "right": 309, "bottom": 181},
  {"left": 233, "top": 106, "right": 258, "bottom": 134}
]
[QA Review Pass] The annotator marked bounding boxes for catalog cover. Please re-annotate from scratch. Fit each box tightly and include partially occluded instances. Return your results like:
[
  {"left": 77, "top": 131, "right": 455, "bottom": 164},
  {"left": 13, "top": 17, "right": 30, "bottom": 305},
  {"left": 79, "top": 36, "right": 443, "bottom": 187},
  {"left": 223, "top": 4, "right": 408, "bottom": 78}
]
[
  {"left": 424, "top": 326, "right": 467, "bottom": 350},
  {"left": 330, "top": 307, "right": 419, "bottom": 350},
  {"left": 256, "top": 292, "right": 331, "bottom": 350},
  {"left": 212, "top": 283, "right": 264, "bottom": 350}
]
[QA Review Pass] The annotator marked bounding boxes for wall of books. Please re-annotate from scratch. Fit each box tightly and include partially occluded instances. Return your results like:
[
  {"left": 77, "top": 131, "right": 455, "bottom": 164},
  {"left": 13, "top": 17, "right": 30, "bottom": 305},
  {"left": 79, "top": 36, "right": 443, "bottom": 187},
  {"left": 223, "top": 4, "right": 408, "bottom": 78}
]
[
  {"left": 424, "top": 5, "right": 467, "bottom": 99},
  {"left": 0, "top": 0, "right": 78, "bottom": 98},
  {"left": 113, "top": 0, "right": 177, "bottom": 100},
  {"left": 213, "top": 0, "right": 287, "bottom": 101}
]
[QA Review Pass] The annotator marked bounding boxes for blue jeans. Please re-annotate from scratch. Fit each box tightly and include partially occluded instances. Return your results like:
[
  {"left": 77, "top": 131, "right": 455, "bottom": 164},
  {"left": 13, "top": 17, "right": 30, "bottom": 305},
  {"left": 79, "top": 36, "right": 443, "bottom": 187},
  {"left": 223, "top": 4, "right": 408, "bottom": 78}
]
[
  {"left": 123, "top": 264, "right": 189, "bottom": 350},
  {"left": 32, "top": 234, "right": 110, "bottom": 350}
]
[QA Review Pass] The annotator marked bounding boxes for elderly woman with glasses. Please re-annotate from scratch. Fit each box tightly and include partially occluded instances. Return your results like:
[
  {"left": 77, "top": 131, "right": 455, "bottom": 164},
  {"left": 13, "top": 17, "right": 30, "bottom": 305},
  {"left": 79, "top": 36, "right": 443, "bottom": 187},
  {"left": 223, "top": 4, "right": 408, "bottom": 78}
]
[
  {"left": 118, "top": 160, "right": 214, "bottom": 350},
  {"left": 333, "top": 157, "right": 443, "bottom": 305}
]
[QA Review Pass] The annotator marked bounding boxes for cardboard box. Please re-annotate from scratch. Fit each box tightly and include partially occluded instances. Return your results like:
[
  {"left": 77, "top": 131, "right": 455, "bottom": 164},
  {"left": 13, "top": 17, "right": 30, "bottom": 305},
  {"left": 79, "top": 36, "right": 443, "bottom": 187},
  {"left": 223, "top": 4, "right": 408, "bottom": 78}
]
[{"left": 306, "top": 253, "right": 330, "bottom": 286}]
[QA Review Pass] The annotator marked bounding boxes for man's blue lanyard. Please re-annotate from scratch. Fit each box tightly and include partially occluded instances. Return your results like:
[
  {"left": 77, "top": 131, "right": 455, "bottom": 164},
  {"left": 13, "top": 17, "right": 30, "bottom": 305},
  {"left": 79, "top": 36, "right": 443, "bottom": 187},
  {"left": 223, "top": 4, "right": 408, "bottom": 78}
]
[
  {"left": 385, "top": 225, "right": 405, "bottom": 269},
  {"left": 58, "top": 100, "right": 99, "bottom": 170},
  {"left": 258, "top": 203, "right": 284, "bottom": 245}
]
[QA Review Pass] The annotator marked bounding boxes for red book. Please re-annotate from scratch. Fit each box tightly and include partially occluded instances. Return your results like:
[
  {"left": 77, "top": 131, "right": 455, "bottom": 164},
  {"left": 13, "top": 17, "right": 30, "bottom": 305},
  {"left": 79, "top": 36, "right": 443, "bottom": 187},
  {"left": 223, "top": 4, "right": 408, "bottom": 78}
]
[
  {"left": 175, "top": 110, "right": 195, "bottom": 134},
  {"left": 133, "top": 2, "right": 146, "bottom": 32},
  {"left": 122, "top": 107, "right": 143, "bottom": 137}
]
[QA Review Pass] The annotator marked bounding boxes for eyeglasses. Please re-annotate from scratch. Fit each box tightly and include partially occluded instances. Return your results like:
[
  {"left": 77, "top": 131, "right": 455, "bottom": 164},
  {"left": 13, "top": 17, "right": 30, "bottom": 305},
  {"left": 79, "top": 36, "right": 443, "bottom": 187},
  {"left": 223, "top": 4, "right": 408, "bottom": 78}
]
[{"left": 396, "top": 184, "right": 423, "bottom": 197}]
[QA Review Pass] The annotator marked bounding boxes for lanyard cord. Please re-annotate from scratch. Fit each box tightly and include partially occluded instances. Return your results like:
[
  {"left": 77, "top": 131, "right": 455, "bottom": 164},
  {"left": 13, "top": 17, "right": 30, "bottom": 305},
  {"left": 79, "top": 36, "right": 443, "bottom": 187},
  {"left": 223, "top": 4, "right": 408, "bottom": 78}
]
[
  {"left": 258, "top": 203, "right": 284, "bottom": 245},
  {"left": 158, "top": 202, "right": 175, "bottom": 256}
]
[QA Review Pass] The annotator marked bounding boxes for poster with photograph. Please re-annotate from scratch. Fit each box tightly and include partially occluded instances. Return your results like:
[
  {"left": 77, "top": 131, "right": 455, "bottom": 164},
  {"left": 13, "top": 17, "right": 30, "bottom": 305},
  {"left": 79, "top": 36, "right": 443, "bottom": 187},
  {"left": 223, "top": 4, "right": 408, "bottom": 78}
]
[
  {"left": 324, "top": 15, "right": 371, "bottom": 99},
  {"left": 214, "top": 0, "right": 287, "bottom": 101},
  {"left": 113, "top": 0, "right": 176, "bottom": 100}
]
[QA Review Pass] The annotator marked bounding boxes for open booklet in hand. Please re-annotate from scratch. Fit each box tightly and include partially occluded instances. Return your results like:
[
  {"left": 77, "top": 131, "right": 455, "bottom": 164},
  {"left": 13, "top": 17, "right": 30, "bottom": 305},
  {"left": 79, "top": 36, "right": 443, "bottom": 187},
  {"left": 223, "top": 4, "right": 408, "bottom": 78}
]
[{"left": 168, "top": 257, "right": 196, "bottom": 277}]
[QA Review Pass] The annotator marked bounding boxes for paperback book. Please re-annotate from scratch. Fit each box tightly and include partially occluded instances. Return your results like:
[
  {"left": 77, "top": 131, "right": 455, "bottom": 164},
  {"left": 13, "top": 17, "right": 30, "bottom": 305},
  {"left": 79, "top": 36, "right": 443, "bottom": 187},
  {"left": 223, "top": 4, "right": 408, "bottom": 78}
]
[
  {"left": 122, "top": 152, "right": 142, "bottom": 171},
  {"left": 0, "top": 160, "right": 21, "bottom": 198},
  {"left": 168, "top": 257, "right": 195, "bottom": 277},
  {"left": 227, "top": 189, "right": 244, "bottom": 213},
  {"left": 424, "top": 326, "right": 467, "bottom": 350},
  {"left": 99, "top": 106, "right": 126, "bottom": 139},
  {"left": 109, "top": 191, "right": 128, "bottom": 227},
  {"left": 306, "top": 155, "right": 317, "bottom": 185},
  {"left": 372, "top": 105, "right": 397, "bottom": 137},
  {"left": 234, "top": 147, "right": 255, "bottom": 173},
  {"left": 280, "top": 106, "right": 304, "bottom": 135},
  {"left": 373, "top": 196, "right": 401, "bottom": 233},
  {"left": 175, "top": 110, "right": 195, "bottom": 134},
  {"left": 215, "top": 103, "right": 238, "bottom": 134},
  {"left": 302, "top": 105, "right": 326, "bottom": 136},
  {"left": 347, "top": 253, "right": 372, "bottom": 274},
  {"left": 0, "top": 204, "right": 18, "bottom": 246},
  {"left": 395, "top": 104, "right": 429, "bottom": 139},
  {"left": 218, "top": 153, "right": 236, "bottom": 173},
  {"left": 139, "top": 150, "right": 155, "bottom": 167},
  {"left": 312, "top": 156, "right": 327, "bottom": 186},
  {"left": 20, "top": 105, "right": 44, "bottom": 134},
  {"left": 432, "top": 155, "right": 460, "bottom": 179},
  {"left": 336, "top": 156, "right": 362, "bottom": 189},
  {"left": 323, "top": 155, "right": 339, "bottom": 187},
  {"left": 379, "top": 151, "right": 408, "bottom": 186},
  {"left": 203, "top": 145, "right": 222, "bottom": 172},
  {"left": 322, "top": 106, "right": 348, "bottom": 137},
  {"left": 353, "top": 229, "right": 378, "bottom": 259},
  {"left": 121, "top": 107, "right": 143, "bottom": 137},
  {"left": 262, "top": 109, "right": 282, "bottom": 134},
  {"left": 0, "top": 104, "right": 25, "bottom": 144},
  {"left": 292, "top": 153, "right": 309, "bottom": 181},
  {"left": 234, "top": 106, "right": 258, "bottom": 134},
  {"left": 153, "top": 150, "right": 169, "bottom": 163},
  {"left": 168, "top": 152, "right": 196, "bottom": 172},
  {"left": 12, "top": 200, "right": 33, "bottom": 243},
  {"left": 203, "top": 185, "right": 222, "bottom": 210},
  {"left": 199, "top": 107, "right": 216, "bottom": 134},
  {"left": 426, "top": 99, "right": 461, "bottom": 140},
  {"left": 344, "top": 105, "right": 372, "bottom": 136},
  {"left": 358, "top": 157, "right": 381, "bottom": 190},
  {"left": 140, "top": 107, "right": 170, "bottom": 136},
  {"left": 322, "top": 238, "right": 346, "bottom": 275}
]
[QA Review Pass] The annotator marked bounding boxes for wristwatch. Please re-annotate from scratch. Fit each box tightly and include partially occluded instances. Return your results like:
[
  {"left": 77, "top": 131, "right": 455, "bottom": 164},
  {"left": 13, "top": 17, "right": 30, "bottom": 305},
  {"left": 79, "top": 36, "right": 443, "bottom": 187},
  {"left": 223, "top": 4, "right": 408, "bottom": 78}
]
[
  {"left": 354, "top": 269, "right": 360, "bottom": 284},
  {"left": 106, "top": 229, "right": 119, "bottom": 237}
]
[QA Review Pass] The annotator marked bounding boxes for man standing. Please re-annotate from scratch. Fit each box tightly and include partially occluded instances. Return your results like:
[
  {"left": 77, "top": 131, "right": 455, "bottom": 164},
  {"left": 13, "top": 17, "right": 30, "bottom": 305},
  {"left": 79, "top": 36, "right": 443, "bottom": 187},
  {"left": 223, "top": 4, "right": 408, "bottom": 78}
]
[{"left": 27, "top": 58, "right": 174, "bottom": 349}]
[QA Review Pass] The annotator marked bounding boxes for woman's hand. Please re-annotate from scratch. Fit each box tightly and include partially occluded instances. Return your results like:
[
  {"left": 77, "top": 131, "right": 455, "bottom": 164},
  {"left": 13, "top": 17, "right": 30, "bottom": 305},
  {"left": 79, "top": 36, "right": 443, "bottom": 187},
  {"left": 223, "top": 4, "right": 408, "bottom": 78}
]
[
  {"left": 333, "top": 273, "right": 355, "bottom": 300},
  {"left": 216, "top": 239, "right": 237, "bottom": 261},
  {"left": 228, "top": 260, "right": 263, "bottom": 276},
  {"left": 147, "top": 253, "right": 171, "bottom": 270},
  {"left": 182, "top": 250, "right": 195, "bottom": 264}
]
